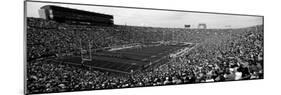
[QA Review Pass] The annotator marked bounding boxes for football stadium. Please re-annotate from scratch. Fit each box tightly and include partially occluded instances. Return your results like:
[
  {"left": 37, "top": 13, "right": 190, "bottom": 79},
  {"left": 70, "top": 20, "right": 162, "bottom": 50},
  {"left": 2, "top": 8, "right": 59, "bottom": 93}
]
[{"left": 26, "top": 4, "right": 264, "bottom": 94}]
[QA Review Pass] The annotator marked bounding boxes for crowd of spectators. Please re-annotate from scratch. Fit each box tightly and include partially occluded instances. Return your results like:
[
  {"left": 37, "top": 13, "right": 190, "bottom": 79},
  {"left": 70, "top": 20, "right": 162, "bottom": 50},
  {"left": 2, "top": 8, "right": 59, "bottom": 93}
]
[
  {"left": 26, "top": 18, "right": 263, "bottom": 94},
  {"left": 137, "top": 26, "right": 263, "bottom": 84},
  {"left": 27, "top": 18, "right": 219, "bottom": 61}
]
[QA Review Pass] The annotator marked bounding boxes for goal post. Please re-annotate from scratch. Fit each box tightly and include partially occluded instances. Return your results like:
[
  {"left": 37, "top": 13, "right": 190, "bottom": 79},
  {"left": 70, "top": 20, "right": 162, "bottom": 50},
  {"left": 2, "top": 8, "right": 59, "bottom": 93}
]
[{"left": 80, "top": 39, "right": 92, "bottom": 63}]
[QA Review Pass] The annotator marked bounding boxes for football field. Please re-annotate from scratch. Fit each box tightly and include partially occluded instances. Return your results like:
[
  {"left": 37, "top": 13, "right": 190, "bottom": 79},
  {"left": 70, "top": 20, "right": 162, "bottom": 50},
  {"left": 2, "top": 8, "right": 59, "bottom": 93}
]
[{"left": 59, "top": 43, "right": 195, "bottom": 74}]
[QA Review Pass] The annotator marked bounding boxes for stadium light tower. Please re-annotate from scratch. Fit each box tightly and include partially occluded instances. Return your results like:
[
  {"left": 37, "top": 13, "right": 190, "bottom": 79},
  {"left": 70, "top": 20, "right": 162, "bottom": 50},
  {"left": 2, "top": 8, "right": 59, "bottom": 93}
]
[
  {"left": 255, "top": 25, "right": 258, "bottom": 32},
  {"left": 162, "top": 31, "right": 165, "bottom": 43},
  {"left": 172, "top": 31, "right": 174, "bottom": 42},
  {"left": 142, "top": 32, "right": 145, "bottom": 44},
  {"left": 198, "top": 23, "right": 207, "bottom": 29}
]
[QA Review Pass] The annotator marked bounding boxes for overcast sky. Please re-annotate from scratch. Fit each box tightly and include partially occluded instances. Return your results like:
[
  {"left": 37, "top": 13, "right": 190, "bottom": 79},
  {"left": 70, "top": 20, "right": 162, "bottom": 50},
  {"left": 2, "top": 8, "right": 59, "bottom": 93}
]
[{"left": 26, "top": 2, "right": 263, "bottom": 29}]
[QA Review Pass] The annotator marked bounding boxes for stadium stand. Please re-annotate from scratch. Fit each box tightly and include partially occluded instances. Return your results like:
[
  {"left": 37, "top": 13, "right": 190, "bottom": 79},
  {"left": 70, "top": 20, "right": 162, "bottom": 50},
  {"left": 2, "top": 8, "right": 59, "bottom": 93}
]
[{"left": 26, "top": 17, "right": 263, "bottom": 94}]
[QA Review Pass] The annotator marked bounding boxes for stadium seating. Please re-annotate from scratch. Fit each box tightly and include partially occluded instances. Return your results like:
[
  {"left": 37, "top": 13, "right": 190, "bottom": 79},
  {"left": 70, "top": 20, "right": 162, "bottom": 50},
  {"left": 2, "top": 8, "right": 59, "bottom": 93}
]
[{"left": 26, "top": 17, "right": 263, "bottom": 94}]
